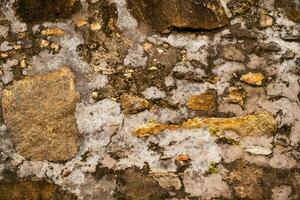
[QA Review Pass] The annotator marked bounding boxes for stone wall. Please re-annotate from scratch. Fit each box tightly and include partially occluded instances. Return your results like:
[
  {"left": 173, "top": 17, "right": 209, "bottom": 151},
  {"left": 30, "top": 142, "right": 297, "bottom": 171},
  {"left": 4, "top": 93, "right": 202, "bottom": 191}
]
[{"left": 0, "top": 0, "right": 299, "bottom": 199}]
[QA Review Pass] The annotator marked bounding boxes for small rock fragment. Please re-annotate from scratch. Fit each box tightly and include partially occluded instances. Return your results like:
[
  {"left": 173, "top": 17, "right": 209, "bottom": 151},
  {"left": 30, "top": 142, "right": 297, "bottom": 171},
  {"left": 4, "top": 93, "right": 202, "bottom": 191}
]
[
  {"left": 176, "top": 154, "right": 190, "bottom": 162},
  {"left": 0, "top": 52, "right": 8, "bottom": 59},
  {"left": 120, "top": 94, "right": 150, "bottom": 114},
  {"left": 41, "top": 28, "right": 64, "bottom": 36},
  {"left": 187, "top": 91, "right": 217, "bottom": 112},
  {"left": 90, "top": 21, "right": 102, "bottom": 31},
  {"left": 143, "top": 42, "right": 153, "bottom": 51},
  {"left": 50, "top": 43, "right": 60, "bottom": 51},
  {"left": 221, "top": 45, "right": 246, "bottom": 62},
  {"left": 226, "top": 86, "right": 247, "bottom": 107},
  {"left": 245, "top": 146, "right": 272, "bottom": 155},
  {"left": 74, "top": 18, "right": 88, "bottom": 27},
  {"left": 101, "top": 155, "right": 117, "bottom": 169},
  {"left": 40, "top": 39, "right": 49, "bottom": 48},
  {"left": 135, "top": 122, "right": 171, "bottom": 137},
  {"left": 20, "top": 59, "right": 26, "bottom": 68},
  {"left": 2, "top": 67, "right": 80, "bottom": 161},
  {"left": 150, "top": 171, "right": 182, "bottom": 190},
  {"left": 259, "top": 14, "right": 274, "bottom": 28},
  {"left": 240, "top": 72, "right": 264, "bottom": 86}
]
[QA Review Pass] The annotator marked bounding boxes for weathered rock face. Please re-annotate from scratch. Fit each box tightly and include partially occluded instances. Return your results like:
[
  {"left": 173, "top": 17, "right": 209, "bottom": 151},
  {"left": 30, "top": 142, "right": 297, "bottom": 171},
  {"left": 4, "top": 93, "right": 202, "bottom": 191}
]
[
  {"left": 0, "top": 181, "right": 77, "bottom": 200},
  {"left": 15, "top": 0, "right": 80, "bottom": 23},
  {"left": 126, "top": 0, "right": 229, "bottom": 32},
  {"left": 2, "top": 67, "right": 80, "bottom": 162}
]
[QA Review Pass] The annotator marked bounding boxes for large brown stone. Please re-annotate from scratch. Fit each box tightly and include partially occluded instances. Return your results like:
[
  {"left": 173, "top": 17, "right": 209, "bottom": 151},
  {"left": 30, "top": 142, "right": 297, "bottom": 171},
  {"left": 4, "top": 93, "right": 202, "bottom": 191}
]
[
  {"left": 15, "top": 0, "right": 80, "bottom": 23},
  {"left": 2, "top": 67, "right": 80, "bottom": 162},
  {"left": 126, "top": 0, "right": 229, "bottom": 32},
  {"left": 0, "top": 181, "right": 77, "bottom": 200}
]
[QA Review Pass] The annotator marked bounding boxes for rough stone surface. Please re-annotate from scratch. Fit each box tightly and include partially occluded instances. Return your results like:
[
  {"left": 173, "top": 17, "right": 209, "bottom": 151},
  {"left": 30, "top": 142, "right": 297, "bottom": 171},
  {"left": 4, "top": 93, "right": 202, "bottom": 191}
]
[
  {"left": 0, "top": 181, "right": 77, "bottom": 200},
  {"left": 2, "top": 67, "right": 80, "bottom": 161},
  {"left": 126, "top": 0, "right": 229, "bottom": 32},
  {"left": 0, "top": 0, "right": 300, "bottom": 199}
]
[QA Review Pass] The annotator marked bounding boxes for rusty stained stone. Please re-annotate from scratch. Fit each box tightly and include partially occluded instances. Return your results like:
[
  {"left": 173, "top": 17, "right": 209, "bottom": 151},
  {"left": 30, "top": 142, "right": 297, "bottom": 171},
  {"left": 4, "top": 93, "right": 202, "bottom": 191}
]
[
  {"left": 120, "top": 94, "right": 150, "bottom": 114},
  {"left": 187, "top": 91, "right": 218, "bottom": 112},
  {"left": 0, "top": 181, "right": 77, "bottom": 200},
  {"left": 134, "top": 112, "right": 276, "bottom": 137},
  {"left": 2, "top": 67, "right": 80, "bottom": 162},
  {"left": 126, "top": 0, "right": 229, "bottom": 32}
]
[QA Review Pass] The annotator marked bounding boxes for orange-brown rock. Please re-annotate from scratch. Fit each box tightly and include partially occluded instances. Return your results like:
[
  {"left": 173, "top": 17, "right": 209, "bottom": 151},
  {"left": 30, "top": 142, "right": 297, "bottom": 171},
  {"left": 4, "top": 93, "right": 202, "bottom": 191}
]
[
  {"left": 126, "top": 0, "right": 229, "bottom": 32},
  {"left": 134, "top": 112, "right": 276, "bottom": 137},
  {"left": 120, "top": 94, "right": 150, "bottom": 114},
  {"left": 187, "top": 91, "right": 217, "bottom": 112},
  {"left": 2, "top": 67, "right": 80, "bottom": 162},
  {"left": 183, "top": 112, "right": 276, "bottom": 136},
  {"left": 0, "top": 181, "right": 77, "bottom": 200},
  {"left": 135, "top": 122, "right": 172, "bottom": 137},
  {"left": 240, "top": 72, "right": 264, "bottom": 86}
]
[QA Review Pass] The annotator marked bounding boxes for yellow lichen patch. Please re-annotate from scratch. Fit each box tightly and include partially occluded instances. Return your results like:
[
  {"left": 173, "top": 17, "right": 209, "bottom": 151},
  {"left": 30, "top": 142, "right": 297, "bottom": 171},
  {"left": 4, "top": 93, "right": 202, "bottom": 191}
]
[
  {"left": 41, "top": 28, "right": 65, "bottom": 36},
  {"left": 240, "top": 72, "right": 264, "bottom": 86},
  {"left": 134, "top": 112, "right": 276, "bottom": 137},
  {"left": 182, "top": 112, "right": 276, "bottom": 136}
]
